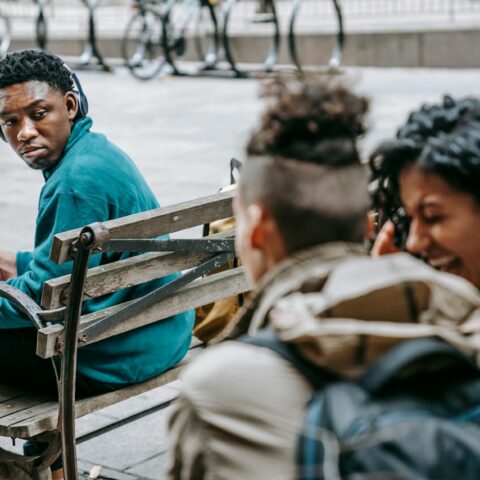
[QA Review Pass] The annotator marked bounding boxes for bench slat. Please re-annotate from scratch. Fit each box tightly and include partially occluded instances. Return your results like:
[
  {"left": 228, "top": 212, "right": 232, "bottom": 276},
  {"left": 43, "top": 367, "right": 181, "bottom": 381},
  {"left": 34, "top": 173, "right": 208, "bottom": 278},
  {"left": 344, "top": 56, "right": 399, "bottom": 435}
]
[
  {"left": 1, "top": 348, "right": 202, "bottom": 439},
  {"left": 37, "top": 268, "right": 248, "bottom": 359},
  {"left": 0, "top": 394, "right": 49, "bottom": 420},
  {"left": 51, "top": 189, "right": 235, "bottom": 264},
  {"left": 41, "top": 230, "right": 234, "bottom": 309}
]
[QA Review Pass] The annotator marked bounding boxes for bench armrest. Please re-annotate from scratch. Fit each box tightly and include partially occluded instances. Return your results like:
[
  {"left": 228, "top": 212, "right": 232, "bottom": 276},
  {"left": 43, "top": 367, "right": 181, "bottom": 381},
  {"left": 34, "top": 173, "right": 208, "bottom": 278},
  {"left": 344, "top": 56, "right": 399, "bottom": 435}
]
[{"left": 0, "top": 283, "right": 45, "bottom": 330}]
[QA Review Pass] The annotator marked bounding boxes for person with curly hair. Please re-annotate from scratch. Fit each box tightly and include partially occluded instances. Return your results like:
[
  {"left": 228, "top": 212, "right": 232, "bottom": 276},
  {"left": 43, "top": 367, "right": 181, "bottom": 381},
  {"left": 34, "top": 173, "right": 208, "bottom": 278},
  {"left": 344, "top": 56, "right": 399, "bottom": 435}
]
[
  {"left": 370, "top": 95, "right": 480, "bottom": 289},
  {"left": 0, "top": 49, "right": 194, "bottom": 478},
  {"left": 165, "top": 78, "right": 371, "bottom": 479}
]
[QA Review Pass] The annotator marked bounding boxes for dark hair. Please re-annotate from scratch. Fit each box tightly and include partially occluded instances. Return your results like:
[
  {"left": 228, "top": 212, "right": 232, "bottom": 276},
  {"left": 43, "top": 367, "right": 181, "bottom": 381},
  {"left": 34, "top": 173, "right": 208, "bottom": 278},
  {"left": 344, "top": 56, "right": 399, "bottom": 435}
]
[
  {"left": 241, "top": 77, "right": 370, "bottom": 253},
  {"left": 370, "top": 95, "right": 480, "bottom": 242},
  {"left": 0, "top": 49, "right": 73, "bottom": 94}
]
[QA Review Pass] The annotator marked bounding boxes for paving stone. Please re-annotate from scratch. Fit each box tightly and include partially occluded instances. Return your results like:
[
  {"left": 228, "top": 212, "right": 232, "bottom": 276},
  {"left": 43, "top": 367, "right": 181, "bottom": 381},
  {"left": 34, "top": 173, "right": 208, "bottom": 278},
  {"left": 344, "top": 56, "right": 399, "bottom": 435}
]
[
  {"left": 125, "top": 452, "right": 168, "bottom": 480},
  {"left": 77, "top": 407, "right": 171, "bottom": 472},
  {"left": 78, "top": 459, "right": 141, "bottom": 480}
]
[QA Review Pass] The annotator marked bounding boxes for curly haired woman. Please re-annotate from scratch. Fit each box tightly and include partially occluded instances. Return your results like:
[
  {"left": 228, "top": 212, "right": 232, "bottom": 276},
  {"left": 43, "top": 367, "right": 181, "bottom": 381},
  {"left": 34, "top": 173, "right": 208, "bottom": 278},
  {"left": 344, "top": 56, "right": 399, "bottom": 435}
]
[{"left": 370, "top": 95, "right": 480, "bottom": 289}]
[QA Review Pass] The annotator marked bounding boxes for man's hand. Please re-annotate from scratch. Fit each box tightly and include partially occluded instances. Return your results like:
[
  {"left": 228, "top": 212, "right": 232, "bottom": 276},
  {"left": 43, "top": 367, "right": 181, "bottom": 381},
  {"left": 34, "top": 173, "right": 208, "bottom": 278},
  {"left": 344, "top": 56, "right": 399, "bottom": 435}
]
[
  {"left": 371, "top": 221, "right": 401, "bottom": 257},
  {"left": 0, "top": 250, "right": 17, "bottom": 281}
]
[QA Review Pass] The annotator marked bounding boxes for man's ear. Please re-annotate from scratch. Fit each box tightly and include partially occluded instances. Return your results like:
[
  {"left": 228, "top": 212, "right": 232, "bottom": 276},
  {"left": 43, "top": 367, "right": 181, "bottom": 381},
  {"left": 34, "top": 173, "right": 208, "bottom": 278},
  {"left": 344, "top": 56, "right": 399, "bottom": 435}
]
[
  {"left": 64, "top": 92, "right": 79, "bottom": 121},
  {"left": 245, "top": 203, "right": 266, "bottom": 250}
]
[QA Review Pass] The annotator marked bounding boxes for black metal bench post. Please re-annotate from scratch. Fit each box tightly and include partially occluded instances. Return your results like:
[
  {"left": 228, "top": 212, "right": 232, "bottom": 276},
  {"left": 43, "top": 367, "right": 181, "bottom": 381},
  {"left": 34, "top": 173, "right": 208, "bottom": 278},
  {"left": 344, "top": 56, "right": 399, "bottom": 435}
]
[
  {"left": 59, "top": 224, "right": 108, "bottom": 480},
  {"left": 77, "top": 0, "right": 111, "bottom": 72}
]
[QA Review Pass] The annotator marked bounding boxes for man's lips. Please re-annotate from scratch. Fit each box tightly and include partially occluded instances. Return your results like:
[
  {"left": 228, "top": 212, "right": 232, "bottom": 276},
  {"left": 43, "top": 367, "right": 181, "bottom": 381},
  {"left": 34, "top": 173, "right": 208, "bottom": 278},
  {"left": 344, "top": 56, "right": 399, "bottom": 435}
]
[{"left": 20, "top": 146, "right": 47, "bottom": 158}]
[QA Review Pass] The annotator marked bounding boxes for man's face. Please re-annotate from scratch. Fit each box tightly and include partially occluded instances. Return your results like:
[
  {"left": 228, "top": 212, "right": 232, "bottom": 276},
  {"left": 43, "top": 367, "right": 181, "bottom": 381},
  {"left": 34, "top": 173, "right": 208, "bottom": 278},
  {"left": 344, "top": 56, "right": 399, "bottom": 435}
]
[{"left": 0, "top": 81, "right": 77, "bottom": 170}]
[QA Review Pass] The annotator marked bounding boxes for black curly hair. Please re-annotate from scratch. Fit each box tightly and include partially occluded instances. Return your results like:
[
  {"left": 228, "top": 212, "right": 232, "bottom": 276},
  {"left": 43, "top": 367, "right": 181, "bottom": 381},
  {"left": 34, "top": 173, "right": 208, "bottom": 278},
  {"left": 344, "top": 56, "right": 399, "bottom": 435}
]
[
  {"left": 370, "top": 95, "right": 480, "bottom": 247},
  {"left": 0, "top": 49, "right": 74, "bottom": 94},
  {"left": 240, "top": 77, "right": 370, "bottom": 253}
]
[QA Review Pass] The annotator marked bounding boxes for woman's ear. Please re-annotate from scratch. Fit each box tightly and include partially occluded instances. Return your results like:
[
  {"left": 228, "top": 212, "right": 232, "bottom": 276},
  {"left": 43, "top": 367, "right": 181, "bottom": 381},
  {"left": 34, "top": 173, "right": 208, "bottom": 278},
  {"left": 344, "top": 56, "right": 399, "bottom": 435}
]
[{"left": 64, "top": 92, "right": 79, "bottom": 121}]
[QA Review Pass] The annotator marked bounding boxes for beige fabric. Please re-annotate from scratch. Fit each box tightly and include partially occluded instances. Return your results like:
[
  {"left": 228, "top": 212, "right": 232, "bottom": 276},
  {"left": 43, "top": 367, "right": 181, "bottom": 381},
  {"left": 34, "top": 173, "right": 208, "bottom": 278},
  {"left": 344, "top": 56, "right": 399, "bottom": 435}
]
[
  {"left": 167, "top": 242, "right": 480, "bottom": 479},
  {"left": 269, "top": 252, "right": 480, "bottom": 377},
  {"left": 165, "top": 342, "right": 312, "bottom": 480}
]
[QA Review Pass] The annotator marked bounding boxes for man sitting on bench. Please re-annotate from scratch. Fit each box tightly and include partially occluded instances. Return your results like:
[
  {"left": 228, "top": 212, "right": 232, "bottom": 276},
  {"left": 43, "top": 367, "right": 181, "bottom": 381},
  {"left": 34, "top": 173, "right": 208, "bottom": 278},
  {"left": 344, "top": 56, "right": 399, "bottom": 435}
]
[{"left": 0, "top": 50, "right": 194, "bottom": 408}]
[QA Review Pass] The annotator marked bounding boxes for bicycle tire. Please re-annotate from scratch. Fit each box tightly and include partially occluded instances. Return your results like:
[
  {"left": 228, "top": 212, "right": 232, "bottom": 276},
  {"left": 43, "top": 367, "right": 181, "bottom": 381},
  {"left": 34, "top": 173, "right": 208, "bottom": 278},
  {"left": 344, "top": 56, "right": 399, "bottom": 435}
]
[
  {"left": 288, "top": 0, "right": 344, "bottom": 74},
  {"left": 222, "top": 0, "right": 280, "bottom": 77},
  {"left": 122, "top": 9, "right": 167, "bottom": 80},
  {"left": 162, "top": 0, "right": 218, "bottom": 75}
]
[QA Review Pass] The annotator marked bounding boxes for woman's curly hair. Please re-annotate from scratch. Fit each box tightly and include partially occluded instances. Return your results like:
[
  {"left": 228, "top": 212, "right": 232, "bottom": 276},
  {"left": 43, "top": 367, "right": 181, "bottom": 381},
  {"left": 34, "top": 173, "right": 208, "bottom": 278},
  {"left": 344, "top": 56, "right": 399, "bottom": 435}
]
[
  {"left": 370, "top": 95, "right": 480, "bottom": 244},
  {"left": 0, "top": 49, "right": 73, "bottom": 94},
  {"left": 247, "top": 77, "right": 369, "bottom": 167}
]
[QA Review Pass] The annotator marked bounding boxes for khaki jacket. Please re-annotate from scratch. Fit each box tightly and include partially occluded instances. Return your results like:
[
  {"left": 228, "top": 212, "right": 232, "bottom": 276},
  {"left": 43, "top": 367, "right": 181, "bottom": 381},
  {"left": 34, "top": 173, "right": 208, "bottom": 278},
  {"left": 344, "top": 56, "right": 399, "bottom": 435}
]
[{"left": 223, "top": 242, "right": 480, "bottom": 377}]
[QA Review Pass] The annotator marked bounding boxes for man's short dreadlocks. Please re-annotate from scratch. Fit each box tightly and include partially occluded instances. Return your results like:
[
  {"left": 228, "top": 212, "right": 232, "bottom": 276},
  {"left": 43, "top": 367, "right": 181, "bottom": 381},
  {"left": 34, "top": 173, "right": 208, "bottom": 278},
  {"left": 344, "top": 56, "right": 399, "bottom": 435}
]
[{"left": 0, "top": 49, "right": 73, "bottom": 94}]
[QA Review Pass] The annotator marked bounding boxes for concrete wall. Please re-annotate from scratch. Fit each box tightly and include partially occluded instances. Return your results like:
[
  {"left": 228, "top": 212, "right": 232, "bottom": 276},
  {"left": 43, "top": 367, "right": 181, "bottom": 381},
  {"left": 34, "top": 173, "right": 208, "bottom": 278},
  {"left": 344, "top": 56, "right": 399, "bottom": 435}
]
[{"left": 10, "top": 28, "right": 480, "bottom": 69}]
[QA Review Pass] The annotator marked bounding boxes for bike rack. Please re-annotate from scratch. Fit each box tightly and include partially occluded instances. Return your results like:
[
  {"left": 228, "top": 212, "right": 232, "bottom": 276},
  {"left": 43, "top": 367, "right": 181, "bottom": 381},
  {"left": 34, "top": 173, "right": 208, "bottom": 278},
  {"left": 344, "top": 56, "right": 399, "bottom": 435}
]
[
  {"left": 34, "top": 0, "right": 49, "bottom": 50},
  {"left": 76, "top": 0, "right": 112, "bottom": 72},
  {"left": 222, "top": 0, "right": 280, "bottom": 78},
  {"left": 287, "top": 0, "right": 345, "bottom": 74},
  {"left": 122, "top": 0, "right": 345, "bottom": 80}
]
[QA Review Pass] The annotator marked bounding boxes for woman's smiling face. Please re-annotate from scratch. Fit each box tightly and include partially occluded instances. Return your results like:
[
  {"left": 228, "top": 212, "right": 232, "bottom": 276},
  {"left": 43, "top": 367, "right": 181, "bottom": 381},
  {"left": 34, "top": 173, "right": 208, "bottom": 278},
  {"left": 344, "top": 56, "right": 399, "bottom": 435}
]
[{"left": 400, "top": 164, "right": 480, "bottom": 288}]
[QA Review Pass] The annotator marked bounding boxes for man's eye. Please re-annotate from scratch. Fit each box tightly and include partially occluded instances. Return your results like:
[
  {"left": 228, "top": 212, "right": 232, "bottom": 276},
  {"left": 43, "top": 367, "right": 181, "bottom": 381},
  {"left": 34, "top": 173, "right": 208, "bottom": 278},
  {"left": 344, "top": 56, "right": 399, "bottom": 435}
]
[
  {"left": 2, "top": 118, "right": 16, "bottom": 127},
  {"left": 32, "top": 110, "right": 47, "bottom": 120}
]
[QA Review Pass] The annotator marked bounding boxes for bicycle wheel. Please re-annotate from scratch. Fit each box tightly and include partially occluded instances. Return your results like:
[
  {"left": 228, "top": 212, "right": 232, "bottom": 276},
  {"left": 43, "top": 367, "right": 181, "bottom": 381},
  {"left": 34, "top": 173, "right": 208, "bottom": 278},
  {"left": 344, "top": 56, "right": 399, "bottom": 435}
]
[
  {"left": 0, "top": 15, "right": 10, "bottom": 59},
  {"left": 223, "top": 0, "right": 280, "bottom": 76},
  {"left": 162, "top": 0, "right": 218, "bottom": 74},
  {"left": 121, "top": 9, "right": 167, "bottom": 80},
  {"left": 288, "top": 0, "right": 344, "bottom": 73}
]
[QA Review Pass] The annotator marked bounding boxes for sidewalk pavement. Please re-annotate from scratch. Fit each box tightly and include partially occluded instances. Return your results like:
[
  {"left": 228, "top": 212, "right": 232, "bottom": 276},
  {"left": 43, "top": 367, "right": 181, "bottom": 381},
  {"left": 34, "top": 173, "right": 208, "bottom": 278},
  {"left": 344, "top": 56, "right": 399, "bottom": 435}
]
[{"left": 0, "top": 67, "right": 480, "bottom": 478}]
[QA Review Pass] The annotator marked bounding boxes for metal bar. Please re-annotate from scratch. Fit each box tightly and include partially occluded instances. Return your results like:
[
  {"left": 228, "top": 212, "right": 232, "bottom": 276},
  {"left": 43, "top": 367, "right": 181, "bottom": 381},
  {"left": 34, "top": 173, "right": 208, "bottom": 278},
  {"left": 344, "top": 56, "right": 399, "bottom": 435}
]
[
  {"left": 76, "top": 398, "right": 174, "bottom": 445},
  {"left": 0, "top": 284, "right": 45, "bottom": 330},
  {"left": 78, "top": 0, "right": 111, "bottom": 71},
  {"left": 59, "top": 228, "right": 95, "bottom": 480},
  {"left": 102, "top": 238, "right": 235, "bottom": 253},
  {"left": 81, "top": 252, "right": 233, "bottom": 343}
]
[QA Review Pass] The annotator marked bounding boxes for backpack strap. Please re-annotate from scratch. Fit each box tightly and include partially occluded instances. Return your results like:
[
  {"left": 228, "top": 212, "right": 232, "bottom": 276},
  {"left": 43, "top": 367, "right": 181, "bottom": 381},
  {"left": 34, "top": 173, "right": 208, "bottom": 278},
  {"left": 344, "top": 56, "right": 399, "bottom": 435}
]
[
  {"left": 359, "top": 337, "right": 479, "bottom": 395},
  {"left": 238, "top": 328, "right": 339, "bottom": 390}
]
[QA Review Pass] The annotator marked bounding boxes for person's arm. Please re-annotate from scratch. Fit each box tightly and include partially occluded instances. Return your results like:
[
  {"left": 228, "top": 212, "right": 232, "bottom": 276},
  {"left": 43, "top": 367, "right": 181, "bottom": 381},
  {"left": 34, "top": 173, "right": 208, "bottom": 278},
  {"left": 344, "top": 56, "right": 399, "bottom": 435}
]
[
  {"left": 0, "top": 250, "right": 17, "bottom": 281},
  {"left": 0, "top": 191, "right": 109, "bottom": 328}
]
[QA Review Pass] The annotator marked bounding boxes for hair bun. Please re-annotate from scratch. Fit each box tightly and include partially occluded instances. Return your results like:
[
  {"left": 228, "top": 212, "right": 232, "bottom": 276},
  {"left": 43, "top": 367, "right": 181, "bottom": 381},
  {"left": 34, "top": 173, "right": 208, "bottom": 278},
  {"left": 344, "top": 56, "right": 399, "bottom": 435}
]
[{"left": 247, "top": 78, "right": 369, "bottom": 168}]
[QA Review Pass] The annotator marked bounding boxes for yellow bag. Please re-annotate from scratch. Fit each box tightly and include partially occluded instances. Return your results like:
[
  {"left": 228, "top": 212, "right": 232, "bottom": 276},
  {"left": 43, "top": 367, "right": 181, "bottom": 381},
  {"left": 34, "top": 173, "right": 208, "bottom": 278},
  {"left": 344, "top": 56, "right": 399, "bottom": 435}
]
[{"left": 194, "top": 216, "right": 248, "bottom": 342}]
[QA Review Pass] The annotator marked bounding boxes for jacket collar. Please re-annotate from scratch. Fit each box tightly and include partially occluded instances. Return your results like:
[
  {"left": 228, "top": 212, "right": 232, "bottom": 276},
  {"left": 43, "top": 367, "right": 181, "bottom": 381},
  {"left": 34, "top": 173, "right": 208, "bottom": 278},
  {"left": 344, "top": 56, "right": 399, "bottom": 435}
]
[
  {"left": 221, "top": 242, "right": 367, "bottom": 340},
  {"left": 42, "top": 116, "right": 93, "bottom": 181}
]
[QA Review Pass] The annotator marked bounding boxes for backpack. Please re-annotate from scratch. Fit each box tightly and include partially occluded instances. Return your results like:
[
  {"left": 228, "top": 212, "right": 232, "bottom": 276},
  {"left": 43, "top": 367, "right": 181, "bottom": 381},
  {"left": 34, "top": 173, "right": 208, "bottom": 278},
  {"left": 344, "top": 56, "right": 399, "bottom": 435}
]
[{"left": 240, "top": 329, "right": 480, "bottom": 480}]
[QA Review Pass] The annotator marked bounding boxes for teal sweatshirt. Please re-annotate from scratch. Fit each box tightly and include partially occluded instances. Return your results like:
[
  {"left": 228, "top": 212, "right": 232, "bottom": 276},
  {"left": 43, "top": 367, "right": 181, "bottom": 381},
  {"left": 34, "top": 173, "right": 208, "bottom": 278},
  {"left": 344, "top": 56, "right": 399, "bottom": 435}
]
[{"left": 1, "top": 117, "right": 195, "bottom": 385}]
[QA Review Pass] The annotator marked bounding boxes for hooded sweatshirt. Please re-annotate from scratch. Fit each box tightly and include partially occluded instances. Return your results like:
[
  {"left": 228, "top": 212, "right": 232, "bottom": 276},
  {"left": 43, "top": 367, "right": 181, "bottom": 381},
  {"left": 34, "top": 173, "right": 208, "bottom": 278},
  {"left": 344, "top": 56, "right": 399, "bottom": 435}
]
[{"left": 1, "top": 117, "right": 195, "bottom": 384}]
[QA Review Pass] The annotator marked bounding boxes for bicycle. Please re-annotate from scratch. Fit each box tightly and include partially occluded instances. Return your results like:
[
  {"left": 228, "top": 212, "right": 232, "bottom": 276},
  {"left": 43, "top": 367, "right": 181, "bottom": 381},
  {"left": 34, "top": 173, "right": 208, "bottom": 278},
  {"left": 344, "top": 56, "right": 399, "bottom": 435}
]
[
  {"left": 162, "top": 0, "right": 220, "bottom": 75},
  {"left": 122, "top": 0, "right": 167, "bottom": 80},
  {"left": 122, "top": 0, "right": 219, "bottom": 80},
  {"left": 288, "top": 0, "right": 344, "bottom": 73}
]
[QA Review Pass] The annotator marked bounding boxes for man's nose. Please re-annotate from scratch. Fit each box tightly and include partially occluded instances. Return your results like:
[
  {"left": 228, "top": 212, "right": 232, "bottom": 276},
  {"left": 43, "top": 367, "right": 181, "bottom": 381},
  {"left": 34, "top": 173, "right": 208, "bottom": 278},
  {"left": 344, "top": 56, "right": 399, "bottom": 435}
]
[
  {"left": 405, "top": 218, "right": 430, "bottom": 255},
  {"left": 17, "top": 119, "right": 38, "bottom": 142}
]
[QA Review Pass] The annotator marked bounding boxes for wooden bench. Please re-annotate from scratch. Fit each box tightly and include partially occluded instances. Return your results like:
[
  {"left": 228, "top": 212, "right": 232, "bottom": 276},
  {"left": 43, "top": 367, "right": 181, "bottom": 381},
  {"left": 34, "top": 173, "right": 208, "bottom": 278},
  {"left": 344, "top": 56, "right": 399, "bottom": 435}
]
[{"left": 0, "top": 188, "right": 248, "bottom": 479}]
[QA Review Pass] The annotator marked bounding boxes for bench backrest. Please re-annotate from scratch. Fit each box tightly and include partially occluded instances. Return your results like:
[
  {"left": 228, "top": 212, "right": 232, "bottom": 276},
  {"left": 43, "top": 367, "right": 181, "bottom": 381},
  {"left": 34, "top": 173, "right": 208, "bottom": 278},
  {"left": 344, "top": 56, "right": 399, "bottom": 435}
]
[{"left": 36, "top": 188, "right": 249, "bottom": 359}]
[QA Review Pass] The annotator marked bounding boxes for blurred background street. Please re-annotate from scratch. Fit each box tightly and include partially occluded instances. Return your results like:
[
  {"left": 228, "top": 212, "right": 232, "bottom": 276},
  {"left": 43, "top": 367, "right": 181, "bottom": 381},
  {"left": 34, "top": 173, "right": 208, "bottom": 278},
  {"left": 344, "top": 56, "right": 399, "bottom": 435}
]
[{"left": 1, "top": 0, "right": 480, "bottom": 478}]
